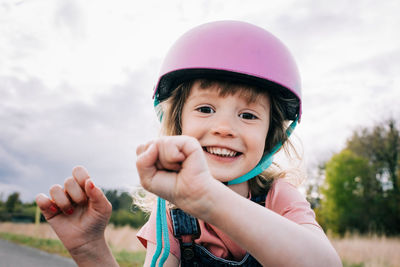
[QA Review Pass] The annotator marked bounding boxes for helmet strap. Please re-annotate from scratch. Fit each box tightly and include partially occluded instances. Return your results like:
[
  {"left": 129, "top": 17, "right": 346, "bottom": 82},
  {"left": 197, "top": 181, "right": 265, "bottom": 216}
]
[
  {"left": 227, "top": 117, "right": 298, "bottom": 185},
  {"left": 152, "top": 197, "right": 170, "bottom": 267}
]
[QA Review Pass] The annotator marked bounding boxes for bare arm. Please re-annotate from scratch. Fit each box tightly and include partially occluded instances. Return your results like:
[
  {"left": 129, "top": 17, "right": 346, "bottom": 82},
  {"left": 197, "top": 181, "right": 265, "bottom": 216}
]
[{"left": 201, "top": 180, "right": 342, "bottom": 267}]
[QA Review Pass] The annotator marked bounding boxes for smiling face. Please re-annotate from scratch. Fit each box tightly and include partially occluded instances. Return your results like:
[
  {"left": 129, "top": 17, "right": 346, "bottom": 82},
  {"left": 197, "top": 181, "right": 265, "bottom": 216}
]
[{"left": 181, "top": 80, "right": 270, "bottom": 182}]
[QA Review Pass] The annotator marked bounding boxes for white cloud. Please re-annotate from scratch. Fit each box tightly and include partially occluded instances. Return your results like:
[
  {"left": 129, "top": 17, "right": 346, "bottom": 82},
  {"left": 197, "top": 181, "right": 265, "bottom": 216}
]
[
  {"left": 0, "top": 70, "right": 159, "bottom": 200},
  {"left": 0, "top": 0, "right": 399, "bottom": 201}
]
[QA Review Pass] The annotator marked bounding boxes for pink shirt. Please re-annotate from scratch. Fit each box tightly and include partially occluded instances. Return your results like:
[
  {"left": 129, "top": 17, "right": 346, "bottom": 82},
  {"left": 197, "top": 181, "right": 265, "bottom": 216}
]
[{"left": 137, "top": 179, "right": 321, "bottom": 261}]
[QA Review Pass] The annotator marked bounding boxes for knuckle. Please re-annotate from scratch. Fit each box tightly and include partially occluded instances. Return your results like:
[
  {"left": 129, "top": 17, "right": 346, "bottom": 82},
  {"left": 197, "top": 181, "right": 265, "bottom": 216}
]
[
  {"left": 136, "top": 145, "right": 142, "bottom": 154},
  {"left": 72, "top": 165, "right": 84, "bottom": 173},
  {"left": 186, "top": 136, "right": 200, "bottom": 149},
  {"left": 105, "top": 200, "right": 112, "bottom": 212},
  {"left": 49, "top": 184, "right": 62, "bottom": 194},
  {"left": 55, "top": 200, "right": 70, "bottom": 211},
  {"left": 140, "top": 179, "right": 150, "bottom": 191},
  {"left": 74, "top": 194, "right": 87, "bottom": 204},
  {"left": 190, "top": 136, "right": 199, "bottom": 144},
  {"left": 64, "top": 177, "right": 74, "bottom": 187},
  {"left": 72, "top": 165, "right": 89, "bottom": 180},
  {"left": 136, "top": 158, "right": 144, "bottom": 170},
  {"left": 48, "top": 185, "right": 71, "bottom": 209},
  {"left": 186, "top": 135, "right": 197, "bottom": 144}
]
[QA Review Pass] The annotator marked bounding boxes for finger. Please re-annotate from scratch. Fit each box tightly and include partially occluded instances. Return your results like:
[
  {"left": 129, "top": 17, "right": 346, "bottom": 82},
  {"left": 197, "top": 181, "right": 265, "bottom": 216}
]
[
  {"left": 136, "top": 143, "right": 159, "bottom": 189},
  {"left": 49, "top": 184, "right": 74, "bottom": 215},
  {"left": 157, "top": 138, "right": 185, "bottom": 171},
  {"left": 72, "top": 165, "right": 90, "bottom": 188},
  {"left": 155, "top": 159, "right": 182, "bottom": 171},
  {"left": 64, "top": 177, "right": 87, "bottom": 204},
  {"left": 36, "top": 193, "right": 61, "bottom": 220},
  {"left": 84, "top": 179, "right": 112, "bottom": 216},
  {"left": 179, "top": 136, "right": 203, "bottom": 156},
  {"left": 155, "top": 160, "right": 182, "bottom": 172},
  {"left": 136, "top": 140, "right": 154, "bottom": 156}
]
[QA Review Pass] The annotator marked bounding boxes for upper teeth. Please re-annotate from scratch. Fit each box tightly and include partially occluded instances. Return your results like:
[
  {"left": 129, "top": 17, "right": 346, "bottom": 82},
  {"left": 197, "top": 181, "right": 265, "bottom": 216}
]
[{"left": 206, "top": 147, "right": 237, "bottom": 157}]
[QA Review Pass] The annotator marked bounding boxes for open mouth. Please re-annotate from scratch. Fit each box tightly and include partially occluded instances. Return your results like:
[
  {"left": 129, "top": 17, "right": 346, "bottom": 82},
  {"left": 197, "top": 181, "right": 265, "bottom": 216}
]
[{"left": 203, "top": 146, "right": 242, "bottom": 157}]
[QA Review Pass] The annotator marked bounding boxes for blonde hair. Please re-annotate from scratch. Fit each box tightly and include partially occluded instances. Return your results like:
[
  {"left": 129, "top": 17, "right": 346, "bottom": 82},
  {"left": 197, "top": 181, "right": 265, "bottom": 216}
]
[{"left": 134, "top": 78, "right": 303, "bottom": 212}]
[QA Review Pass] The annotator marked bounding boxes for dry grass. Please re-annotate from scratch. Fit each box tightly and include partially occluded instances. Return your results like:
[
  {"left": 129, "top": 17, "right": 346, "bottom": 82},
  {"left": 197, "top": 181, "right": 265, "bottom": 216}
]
[
  {"left": 2, "top": 222, "right": 400, "bottom": 266},
  {"left": 330, "top": 233, "right": 400, "bottom": 267},
  {"left": 0, "top": 222, "right": 145, "bottom": 252}
]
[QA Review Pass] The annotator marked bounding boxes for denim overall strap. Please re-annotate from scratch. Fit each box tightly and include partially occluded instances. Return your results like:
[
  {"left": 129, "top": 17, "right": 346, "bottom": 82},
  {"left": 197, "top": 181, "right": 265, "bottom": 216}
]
[
  {"left": 170, "top": 209, "right": 201, "bottom": 262},
  {"left": 250, "top": 194, "right": 267, "bottom": 207},
  {"left": 170, "top": 194, "right": 266, "bottom": 266}
]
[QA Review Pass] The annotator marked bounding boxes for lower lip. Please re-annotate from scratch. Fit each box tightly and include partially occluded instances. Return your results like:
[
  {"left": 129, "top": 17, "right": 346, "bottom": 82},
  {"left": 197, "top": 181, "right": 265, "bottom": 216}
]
[{"left": 204, "top": 151, "right": 242, "bottom": 163}]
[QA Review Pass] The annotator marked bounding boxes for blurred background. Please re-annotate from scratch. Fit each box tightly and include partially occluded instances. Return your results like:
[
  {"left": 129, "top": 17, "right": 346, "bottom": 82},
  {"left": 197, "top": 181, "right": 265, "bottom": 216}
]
[{"left": 0, "top": 0, "right": 399, "bottom": 266}]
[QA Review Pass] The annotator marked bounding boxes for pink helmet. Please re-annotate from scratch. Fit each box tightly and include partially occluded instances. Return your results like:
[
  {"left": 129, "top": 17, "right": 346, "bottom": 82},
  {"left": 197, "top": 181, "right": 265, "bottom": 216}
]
[{"left": 154, "top": 20, "right": 302, "bottom": 121}]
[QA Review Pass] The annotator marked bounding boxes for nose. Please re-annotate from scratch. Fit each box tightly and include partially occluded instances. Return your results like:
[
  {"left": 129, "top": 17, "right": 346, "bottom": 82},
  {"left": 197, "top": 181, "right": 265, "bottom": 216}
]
[{"left": 210, "top": 113, "right": 237, "bottom": 138}]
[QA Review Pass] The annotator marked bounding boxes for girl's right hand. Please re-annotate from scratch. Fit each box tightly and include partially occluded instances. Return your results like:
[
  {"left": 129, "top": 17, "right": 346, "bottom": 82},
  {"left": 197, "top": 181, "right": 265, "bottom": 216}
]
[
  {"left": 35, "top": 166, "right": 114, "bottom": 264},
  {"left": 136, "top": 136, "right": 217, "bottom": 220}
]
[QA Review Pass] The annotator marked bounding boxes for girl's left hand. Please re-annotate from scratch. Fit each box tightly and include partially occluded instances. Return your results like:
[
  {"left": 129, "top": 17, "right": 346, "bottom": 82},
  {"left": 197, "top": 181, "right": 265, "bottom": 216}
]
[
  {"left": 35, "top": 166, "right": 117, "bottom": 266},
  {"left": 136, "top": 135, "right": 216, "bottom": 217}
]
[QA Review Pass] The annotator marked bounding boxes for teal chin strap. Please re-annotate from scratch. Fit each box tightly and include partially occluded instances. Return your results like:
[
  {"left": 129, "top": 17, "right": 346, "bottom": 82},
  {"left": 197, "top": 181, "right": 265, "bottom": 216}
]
[
  {"left": 151, "top": 197, "right": 170, "bottom": 267},
  {"left": 154, "top": 97, "right": 163, "bottom": 122},
  {"left": 152, "top": 99, "right": 170, "bottom": 266},
  {"left": 227, "top": 117, "right": 298, "bottom": 185}
]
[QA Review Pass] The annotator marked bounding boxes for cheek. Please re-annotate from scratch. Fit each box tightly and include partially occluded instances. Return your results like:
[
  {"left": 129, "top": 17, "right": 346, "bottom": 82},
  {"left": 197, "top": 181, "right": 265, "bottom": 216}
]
[
  {"left": 180, "top": 110, "right": 190, "bottom": 135},
  {"left": 181, "top": 116, "right": 198, "bottom": 136},
  {"left": 250, "top": 129, "right": 268, "bottom": 157},
  {"left": 181, "top": 115, "right": 191, "bottom": 135}
]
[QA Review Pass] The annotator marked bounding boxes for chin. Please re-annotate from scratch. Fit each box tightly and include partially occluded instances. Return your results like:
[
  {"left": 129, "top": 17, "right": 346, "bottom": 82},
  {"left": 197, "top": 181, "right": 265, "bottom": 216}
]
[{"left": 211, "top": 173, "right": 240, "bottom": 183}]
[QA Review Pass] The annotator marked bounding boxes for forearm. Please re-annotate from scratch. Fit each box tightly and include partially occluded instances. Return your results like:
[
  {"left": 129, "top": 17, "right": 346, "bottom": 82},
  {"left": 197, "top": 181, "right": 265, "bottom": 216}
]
[
  {"left": 68, "top": 237, "right": 119, "bottom": 267},
  {"left": 198, "top": 181, "right": 341, "bottom": 267}
]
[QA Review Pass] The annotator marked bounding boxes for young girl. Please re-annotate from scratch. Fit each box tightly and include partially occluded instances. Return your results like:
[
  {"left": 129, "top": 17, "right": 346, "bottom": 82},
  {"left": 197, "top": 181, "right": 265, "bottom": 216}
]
[{"left": 36, "top": 21, "right": 341, "bottom": 266}]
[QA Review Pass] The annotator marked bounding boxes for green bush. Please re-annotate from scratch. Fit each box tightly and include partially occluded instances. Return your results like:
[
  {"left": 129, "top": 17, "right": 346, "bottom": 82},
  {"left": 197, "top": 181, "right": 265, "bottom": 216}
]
[
  {"left": 0, "top": 190, "right": 148, "bottom": 227},
  {"left": 109, "top": 209, "right": 147, "bottom": 228}
]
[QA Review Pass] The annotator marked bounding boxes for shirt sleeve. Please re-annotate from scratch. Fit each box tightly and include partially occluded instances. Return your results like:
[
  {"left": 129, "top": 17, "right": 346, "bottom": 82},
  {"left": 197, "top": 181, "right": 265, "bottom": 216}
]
[
  {"left": 265, "top": 179, "right": 321, "bottom": 228},
  {"left": 136, "top": 203, "right": 181, "bottom": 259}
]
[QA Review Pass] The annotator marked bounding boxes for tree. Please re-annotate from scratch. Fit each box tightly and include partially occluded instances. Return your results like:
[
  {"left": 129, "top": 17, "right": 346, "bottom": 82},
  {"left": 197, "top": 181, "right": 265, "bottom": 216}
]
[
  {"left": 347, "top": 119, "right": 399, "bottom": 194},
  {"left": 103, "top": 189, "right": 147, "bottom": 228},
  {"left": 346, "top": 119, "right": 400, "bottom": 234},
  {"left": 319, "top": 119, "right": 400, "bottom": 235},
  {"left": 320, "top": 149, "right": 375, "bottom": 235},
  {"left": 5, "top": 192, "right": 21, "bottom": 213},
  {"left": 104, "top": 189, "right": 136, "bottom": 211},
  {"left": 104, "top": 189, "right": 120, "bottom": 210}
]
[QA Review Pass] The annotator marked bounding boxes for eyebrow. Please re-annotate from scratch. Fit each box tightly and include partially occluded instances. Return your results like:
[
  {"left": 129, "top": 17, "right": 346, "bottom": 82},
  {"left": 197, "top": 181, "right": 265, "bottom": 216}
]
[{"left": 188, "top": 90, "right": 269, "bottom": 111}]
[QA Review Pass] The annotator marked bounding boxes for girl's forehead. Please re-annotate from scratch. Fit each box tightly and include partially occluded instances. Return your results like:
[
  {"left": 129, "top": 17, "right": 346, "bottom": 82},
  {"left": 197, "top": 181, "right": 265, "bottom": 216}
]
[{"left": 189, "top": 80, "right": 270, "bottom": 104}]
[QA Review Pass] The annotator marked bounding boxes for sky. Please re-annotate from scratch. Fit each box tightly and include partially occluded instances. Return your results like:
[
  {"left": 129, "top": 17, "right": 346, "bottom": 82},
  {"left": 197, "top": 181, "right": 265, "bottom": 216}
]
[{"left": 1, "top": 0, "right": 399, "bottom": 201}]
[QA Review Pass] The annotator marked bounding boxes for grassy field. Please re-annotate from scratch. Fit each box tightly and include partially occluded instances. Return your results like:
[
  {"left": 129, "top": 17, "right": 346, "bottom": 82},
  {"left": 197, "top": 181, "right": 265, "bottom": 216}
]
[
  {"left": 1, "top": 222, "right": 399, "bottom": 266},
  {"left": 330, "top": 233, "right": 400, "bottom": 267},
  {"left": 0, "top": 222, "right": 145, "bottom": 251}
]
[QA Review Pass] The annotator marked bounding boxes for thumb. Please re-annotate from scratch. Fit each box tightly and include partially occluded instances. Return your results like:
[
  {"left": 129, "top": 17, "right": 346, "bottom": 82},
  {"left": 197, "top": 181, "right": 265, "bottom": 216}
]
[{"left": 84, "top": 179, "right": 112, "bottom": 216}]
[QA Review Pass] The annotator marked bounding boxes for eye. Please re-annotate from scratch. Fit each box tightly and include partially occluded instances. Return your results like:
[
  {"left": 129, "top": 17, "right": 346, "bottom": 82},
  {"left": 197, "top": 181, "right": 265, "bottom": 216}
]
[
  {"left": 239, "top": 112, "right": 258, "bottom": 120},
  {"left": 196, "top": 106, "right": 215, "bottom": 114}
]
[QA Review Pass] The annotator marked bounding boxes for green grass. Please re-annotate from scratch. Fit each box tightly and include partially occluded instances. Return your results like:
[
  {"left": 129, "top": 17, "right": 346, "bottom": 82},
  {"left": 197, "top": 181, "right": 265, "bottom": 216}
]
[
  {"left": 342, "top": 261, "right": 365, "bottom": 267},
  {"left": 112, "top": 248, "right": 146, "bottom": 267},
  {"left": 0, "top": 232, "right": 145, "bottom": 267},
  {"left": 0, "top": 232, "right": 71, "bottom": 257}
]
